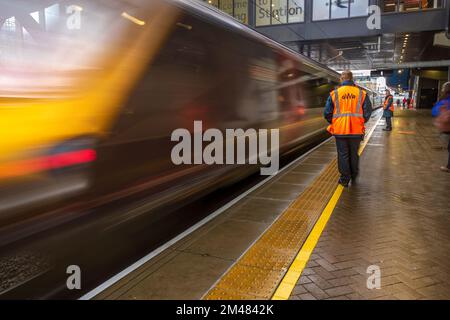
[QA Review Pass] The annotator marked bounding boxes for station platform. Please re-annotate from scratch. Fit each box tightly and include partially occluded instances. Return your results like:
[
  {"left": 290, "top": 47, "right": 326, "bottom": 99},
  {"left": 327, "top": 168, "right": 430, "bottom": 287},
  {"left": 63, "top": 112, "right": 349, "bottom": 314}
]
[{"left": 89, "top": 109, "right": 450, "bottom": 301}]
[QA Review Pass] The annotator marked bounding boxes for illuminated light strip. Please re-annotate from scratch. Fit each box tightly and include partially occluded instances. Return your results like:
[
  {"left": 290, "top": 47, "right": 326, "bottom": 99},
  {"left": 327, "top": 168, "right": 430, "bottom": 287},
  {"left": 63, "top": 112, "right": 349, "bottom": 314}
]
[
  {"left": 121, "top": 12, "right": 146, "bottom": 26},
  {"left": 272, "top": 115, "right": 381, "bottom": 300},
  {"left": 0, "top": 149, "right": 96, "bottom": 179}
]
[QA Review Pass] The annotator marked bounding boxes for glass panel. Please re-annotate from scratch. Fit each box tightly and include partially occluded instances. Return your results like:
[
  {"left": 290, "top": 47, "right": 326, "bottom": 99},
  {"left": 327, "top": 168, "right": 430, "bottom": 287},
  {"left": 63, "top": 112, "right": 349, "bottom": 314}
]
[
  {"left": 288, "top": 0, "right": 305, "bottom": 23},
  {"left": 219, "top": 0, "right": 234, "bottom": 16},
  {"left": 234, "top": 0, "right": 248, "bottom": 24},
  {"left": 420, "top": 0, "right": 440, "bottom": 9},
  {"left": 402, "top": 0, "right": 421, "bottom": 11},
  {"left": 350, "top": 0, "right": 369, "bottom": 17},
  {"left": 381, "top": 0, "right": 442, "bottom": 12},
  {"left": 30, "top": 11, "right": 40, "bottom": 23},
  {"left": 381, "top": 0, "right": 398, "bottom": 12},
  {"left": 331, "top": 0, "right": 349, "bottom": 19},
  {"left": 45, "top": 4, "right": 60, "bottom": 30},
  {"left": 204, "top": 0, "right": 219, "bottom": 8},
  {"left": 313, "top": 0, "right": 330, "bottom": 20},
  {"left": 255, "top": 0, "right": 271, "bottom": 26},
  {"left": 271, "top": 0, "right": 288, "bottom": 24}
]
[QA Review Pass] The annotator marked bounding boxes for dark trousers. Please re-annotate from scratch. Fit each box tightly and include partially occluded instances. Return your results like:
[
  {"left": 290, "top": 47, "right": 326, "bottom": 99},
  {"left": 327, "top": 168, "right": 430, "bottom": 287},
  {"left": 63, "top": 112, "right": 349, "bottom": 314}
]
[
  {"left": 335, "top": 137, "right": 362, "bottom": 182},
  {"left": 386, "top": 117, "right": 392, "bottom": 130}
]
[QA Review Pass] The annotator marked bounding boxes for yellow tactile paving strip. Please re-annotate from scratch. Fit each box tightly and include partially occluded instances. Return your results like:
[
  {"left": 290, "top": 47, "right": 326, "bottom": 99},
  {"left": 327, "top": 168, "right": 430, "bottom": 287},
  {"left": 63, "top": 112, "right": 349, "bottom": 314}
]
[{"left": 204, "top": 159, "right": 340, "bottom": 300}]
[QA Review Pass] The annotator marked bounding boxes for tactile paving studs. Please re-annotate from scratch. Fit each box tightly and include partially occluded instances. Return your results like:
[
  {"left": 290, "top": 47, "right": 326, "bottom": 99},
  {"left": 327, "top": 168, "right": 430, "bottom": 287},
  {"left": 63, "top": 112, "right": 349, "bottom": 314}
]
[{"left": 204, "top": 159, "right": 341, "bottom": 300}]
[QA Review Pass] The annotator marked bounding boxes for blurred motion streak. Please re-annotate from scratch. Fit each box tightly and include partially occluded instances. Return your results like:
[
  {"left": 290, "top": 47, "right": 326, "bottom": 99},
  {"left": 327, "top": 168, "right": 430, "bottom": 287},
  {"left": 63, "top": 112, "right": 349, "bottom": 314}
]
[
  {"left": 0, "top": 149, "right": 96, "bottom": 180},
  {"left": 121, "top": 12, "right": 146, "bottom": 26}
]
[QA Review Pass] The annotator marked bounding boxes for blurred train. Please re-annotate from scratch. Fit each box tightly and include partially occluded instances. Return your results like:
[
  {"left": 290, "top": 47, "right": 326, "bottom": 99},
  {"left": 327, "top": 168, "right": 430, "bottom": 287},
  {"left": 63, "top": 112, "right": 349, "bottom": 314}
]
[{"left": 0, "top": 0, "right": 377, "bottom": 296}]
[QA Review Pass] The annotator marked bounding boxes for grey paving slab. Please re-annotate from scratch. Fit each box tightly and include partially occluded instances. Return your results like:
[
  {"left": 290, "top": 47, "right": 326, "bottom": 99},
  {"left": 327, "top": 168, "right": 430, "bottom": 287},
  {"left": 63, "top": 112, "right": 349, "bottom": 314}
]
[
  {"left": 116, "top": 252, "right": 231, "bottom": 300},
  {"left": 181, "top": 219, "right": 269, "bottom": 261}
]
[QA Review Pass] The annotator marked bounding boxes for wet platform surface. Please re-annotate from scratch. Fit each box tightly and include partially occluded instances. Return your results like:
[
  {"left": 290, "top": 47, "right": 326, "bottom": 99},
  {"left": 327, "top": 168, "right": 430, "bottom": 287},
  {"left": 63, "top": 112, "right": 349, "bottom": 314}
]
[{"left": 290, "top": 110, "right": 450, "bottom": 300}]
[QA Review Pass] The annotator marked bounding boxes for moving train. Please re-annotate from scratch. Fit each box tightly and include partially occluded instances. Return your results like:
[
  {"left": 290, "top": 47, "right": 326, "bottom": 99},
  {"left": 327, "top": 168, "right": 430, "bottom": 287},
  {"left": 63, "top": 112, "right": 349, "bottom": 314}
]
[{"left": 0, "top": 0, "right": 376, "bottom": 297}]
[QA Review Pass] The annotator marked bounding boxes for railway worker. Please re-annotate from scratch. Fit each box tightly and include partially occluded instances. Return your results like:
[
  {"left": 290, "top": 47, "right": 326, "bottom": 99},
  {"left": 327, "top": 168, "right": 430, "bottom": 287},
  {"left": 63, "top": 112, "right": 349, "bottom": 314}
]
[
  {"left": 383, "top": 89, "right": 394, "bottom": 131},
  {"left": 324, "top": 70, "right": 372, "bottom": 187}
]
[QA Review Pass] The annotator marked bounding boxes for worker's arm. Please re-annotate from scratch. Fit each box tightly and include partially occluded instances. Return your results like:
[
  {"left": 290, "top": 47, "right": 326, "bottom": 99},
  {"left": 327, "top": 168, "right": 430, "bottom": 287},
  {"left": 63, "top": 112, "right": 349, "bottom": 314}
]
[
  {"left": 363, "top": 95, "right": 373, "bottom": 123},
  {"left": 324, "top": 95, "right": 334, "bottom": 124}
]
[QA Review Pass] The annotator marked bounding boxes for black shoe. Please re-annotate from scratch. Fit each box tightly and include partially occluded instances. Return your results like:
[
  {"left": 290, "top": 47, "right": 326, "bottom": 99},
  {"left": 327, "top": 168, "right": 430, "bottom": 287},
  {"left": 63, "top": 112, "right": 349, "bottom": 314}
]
[
  {"left": 440, "top": 166, "right": 450, "bottom": 173},
  {"left": 383, "top": 128, "right": 392, "bottom": 131},
  {"left": 338, "top": 178, "right": 350, "bottom": 188},
  {"left": 351, "top": 175, "right": 358, "bottom": 185}
]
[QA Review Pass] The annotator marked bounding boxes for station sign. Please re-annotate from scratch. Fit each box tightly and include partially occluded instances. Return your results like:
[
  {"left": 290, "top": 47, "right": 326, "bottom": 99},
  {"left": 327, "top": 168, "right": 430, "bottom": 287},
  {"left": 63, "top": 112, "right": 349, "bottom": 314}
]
[{"left": 256, "top": 0, "right": 305, "bottom": 26}]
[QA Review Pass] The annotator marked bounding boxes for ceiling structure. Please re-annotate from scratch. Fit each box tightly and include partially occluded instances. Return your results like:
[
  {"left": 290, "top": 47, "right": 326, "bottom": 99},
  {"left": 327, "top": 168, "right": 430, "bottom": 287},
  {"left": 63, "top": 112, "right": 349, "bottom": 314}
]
[{"left": 285, "top": 31, "right": 450, "bottom": 71}]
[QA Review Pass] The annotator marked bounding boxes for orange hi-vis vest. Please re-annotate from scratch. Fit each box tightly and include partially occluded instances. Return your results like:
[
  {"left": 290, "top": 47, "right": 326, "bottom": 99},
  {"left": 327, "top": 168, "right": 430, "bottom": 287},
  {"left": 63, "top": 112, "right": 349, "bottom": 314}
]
[
  {"left": 384, "top": 95, "right": 394, "bottom": 112},
  {"left": 328, "top": 85, "right": 366, "bottom": 136}
]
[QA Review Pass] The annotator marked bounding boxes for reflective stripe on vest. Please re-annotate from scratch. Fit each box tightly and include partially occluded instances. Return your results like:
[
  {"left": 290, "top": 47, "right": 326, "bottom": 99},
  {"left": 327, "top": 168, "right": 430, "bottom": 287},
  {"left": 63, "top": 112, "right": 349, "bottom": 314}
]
[
  {"left": 334, "top": 89, "right": 340, "bottom": 114},
  {"left": 333, "top": 113, "right": 364, "bottom": 119}
]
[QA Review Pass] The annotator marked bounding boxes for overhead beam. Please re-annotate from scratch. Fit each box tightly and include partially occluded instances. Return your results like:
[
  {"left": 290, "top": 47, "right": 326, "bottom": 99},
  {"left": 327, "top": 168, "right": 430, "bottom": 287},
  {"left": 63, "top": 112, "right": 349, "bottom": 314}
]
[{"left": 374, "top": 60, "right": 450, "bottom": 70}]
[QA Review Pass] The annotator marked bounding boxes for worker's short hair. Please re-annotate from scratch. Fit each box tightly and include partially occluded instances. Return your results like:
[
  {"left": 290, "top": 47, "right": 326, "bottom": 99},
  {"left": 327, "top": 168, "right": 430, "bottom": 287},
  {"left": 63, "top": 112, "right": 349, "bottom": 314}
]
[
  {"left": 442, "top": 82, "right": 450, "bottom": 95},
  {"left": 341, "top": 70, "right": 353, "bottom": 81}
]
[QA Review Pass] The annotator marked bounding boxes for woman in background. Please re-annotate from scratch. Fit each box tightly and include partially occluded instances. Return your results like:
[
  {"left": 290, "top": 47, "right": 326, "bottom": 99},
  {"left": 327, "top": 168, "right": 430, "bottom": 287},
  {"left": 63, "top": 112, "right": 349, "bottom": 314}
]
[{"left": 432, "top": 82, "right": 450, "bottom": 173}]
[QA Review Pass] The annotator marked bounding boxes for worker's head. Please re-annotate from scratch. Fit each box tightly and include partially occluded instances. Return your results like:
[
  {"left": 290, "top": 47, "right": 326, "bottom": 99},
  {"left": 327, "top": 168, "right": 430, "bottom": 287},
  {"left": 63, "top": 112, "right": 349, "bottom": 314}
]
[
  {"left": 340, "top": 70, "right": 353, "bottom": 83},
  {"left": 442, "top": 82, "right": 450, "bottom": 97},
  {"left": 385, "top": 89, "right": 391, "bottom": 96}
]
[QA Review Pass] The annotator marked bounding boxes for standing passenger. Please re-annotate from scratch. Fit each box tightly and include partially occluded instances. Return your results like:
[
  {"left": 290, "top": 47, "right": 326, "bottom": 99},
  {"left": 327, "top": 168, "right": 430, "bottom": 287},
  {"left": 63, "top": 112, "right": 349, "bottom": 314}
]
[
  {"left": 324, "top": 71, "right": 372, "bottom": 187},
  {"left": 432, "top": 82, "right": 450, "bottom": 173},
  {"left": 383, "top": 90, "right": 394, "bottom": 131}
]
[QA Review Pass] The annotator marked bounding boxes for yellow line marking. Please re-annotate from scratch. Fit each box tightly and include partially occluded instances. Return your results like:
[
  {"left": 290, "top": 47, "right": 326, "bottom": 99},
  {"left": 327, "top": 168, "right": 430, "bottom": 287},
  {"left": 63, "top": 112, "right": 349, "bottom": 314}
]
[
  {"left": 272, "top": 186, "right": 343, "bottom": 300},
  {"left": 272, "top": 116, "right": 381, "bottom": 300}
]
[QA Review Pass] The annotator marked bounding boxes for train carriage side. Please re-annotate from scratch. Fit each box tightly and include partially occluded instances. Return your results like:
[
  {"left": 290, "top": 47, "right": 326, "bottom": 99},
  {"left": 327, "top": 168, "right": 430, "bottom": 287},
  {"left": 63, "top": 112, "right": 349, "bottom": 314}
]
[{"left": 0, "top": 0, "right": 339, "bottom": 245}]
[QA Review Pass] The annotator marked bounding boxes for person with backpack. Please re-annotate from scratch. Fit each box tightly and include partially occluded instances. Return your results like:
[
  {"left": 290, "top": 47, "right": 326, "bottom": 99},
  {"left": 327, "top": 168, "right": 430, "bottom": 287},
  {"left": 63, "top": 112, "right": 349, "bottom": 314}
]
[{"left": 432, "top": 82, "right": 450, "bottom": 173}]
